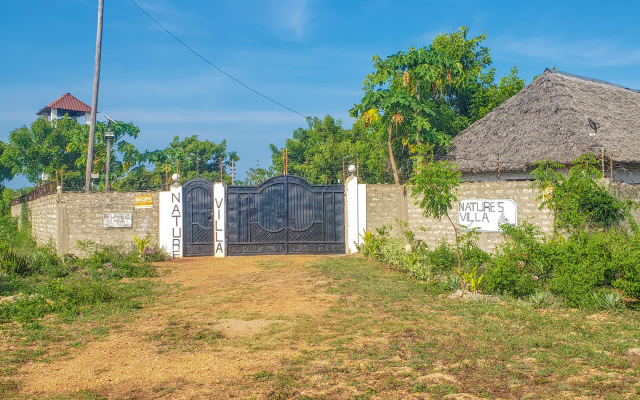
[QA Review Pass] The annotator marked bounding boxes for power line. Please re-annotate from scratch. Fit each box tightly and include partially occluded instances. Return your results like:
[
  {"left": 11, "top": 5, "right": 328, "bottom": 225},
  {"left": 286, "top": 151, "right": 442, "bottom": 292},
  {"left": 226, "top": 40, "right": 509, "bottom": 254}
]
[{"left": 128, "top": 0, "right": 308, "bottom": 119}]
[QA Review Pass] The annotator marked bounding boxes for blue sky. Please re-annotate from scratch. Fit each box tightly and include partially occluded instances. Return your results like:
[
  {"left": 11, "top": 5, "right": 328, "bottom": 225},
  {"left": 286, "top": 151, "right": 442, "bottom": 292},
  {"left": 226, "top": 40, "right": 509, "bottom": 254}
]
[{"left": 1, "top": 0, "right": 639, "bottom": 187}]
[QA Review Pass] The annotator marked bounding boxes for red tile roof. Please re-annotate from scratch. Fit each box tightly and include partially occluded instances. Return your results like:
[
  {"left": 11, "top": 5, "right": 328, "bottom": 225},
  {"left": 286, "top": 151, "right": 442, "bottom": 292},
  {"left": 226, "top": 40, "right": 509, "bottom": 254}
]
[{"left": 36, "top": 93, "right": 92, "bottom": 115}]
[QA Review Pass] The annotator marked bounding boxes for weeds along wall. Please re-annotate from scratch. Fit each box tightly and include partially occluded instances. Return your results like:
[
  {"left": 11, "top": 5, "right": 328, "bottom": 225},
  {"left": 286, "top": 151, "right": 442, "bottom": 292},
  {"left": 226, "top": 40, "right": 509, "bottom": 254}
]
[
  {"left": 365, "top": 180, "right": 640, "bottom": 252},
  {"left": 365, "top": 181, "right": 554, "bottom": 252},
  {"left": 10, "top": 193, "right": 59, "bottom": 249},
  {"left": 11, "top": 192, "right": 160, "bottom": 257},
  {"left": 607, "top": 181, "right": 640, "bottom": 226}
]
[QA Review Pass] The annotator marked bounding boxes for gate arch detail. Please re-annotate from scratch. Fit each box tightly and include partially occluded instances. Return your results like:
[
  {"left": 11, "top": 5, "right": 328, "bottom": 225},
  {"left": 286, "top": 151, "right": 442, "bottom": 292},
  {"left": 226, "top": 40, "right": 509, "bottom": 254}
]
[
  {"left": 183, "top": 178, "right": 214, "bottom": 257},
  {"left": 226, "top": 175, "right": 345, "bottom": 255}
]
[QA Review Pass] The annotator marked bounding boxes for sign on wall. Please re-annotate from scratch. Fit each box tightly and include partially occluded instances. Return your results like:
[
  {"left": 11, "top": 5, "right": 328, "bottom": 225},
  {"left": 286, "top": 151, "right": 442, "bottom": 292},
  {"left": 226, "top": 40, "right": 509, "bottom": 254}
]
[
  {"left": 134, "top": 195, "right": 153, "bottom": 209},
  {"left": 458, "top": 199, "right": 517, "bottom": 232},
  {"left": 104, "top": 213, "right": 132, "bottom": 228}
]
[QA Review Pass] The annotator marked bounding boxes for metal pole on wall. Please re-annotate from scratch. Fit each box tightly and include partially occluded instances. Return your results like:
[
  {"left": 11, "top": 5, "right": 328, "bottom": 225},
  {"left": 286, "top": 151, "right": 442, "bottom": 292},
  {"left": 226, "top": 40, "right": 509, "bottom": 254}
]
[
  {"left": 105, "top": 137, "right": 111, "bottom": 192},
  {"left": 85, "top": 0, "right": 105, "bottom": 193},
  {"left": 610, "top": 154, "right": 613, "bottom": 179}
]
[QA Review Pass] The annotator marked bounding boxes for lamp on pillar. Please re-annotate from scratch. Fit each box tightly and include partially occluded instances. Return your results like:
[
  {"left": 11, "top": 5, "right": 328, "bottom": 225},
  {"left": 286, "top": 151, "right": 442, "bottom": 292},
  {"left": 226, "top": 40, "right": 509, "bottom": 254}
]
[{"left": 103, "top": 114, "right": 115, "bottom": 192}]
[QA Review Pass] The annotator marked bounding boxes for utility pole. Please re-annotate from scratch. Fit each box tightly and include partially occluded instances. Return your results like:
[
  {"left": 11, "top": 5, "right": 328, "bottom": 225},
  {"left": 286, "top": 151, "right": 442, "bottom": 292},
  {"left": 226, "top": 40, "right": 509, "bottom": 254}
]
[{"left": 85, "top": 0, "right": 105, "bottom": 193}]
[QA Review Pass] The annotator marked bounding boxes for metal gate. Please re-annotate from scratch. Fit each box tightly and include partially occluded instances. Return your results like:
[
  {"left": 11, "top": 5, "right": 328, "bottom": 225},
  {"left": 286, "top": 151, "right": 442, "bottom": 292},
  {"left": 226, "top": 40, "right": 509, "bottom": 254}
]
[
  {"left": 226, "top": 175, "right": 345, "bottom": 255},
  {"left": 183, "top": 178, "right": 214, "bottom": 256}
]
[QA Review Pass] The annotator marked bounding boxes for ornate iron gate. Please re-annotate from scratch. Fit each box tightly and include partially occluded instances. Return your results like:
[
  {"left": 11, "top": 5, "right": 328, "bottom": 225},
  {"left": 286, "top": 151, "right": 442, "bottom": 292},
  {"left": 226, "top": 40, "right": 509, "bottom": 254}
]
[
  {"left": 226, "top": 176, "right": 345, "bottom": 255},
  {"left": 183, "top": 178, "right": 214, "bottom": 257}
]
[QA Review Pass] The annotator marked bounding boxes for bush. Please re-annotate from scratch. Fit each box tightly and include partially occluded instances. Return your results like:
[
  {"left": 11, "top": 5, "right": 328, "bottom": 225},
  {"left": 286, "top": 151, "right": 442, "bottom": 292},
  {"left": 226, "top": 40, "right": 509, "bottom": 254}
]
[
  {"left": 0, "top": 246, "right": 31, "bottom": 276},
  {"left": 428, "top": 240, "right": 457, "bottom": 273},
  {"left": 29, "top": 247, "right": 68, "bottom": 278},
  {"left": 484, "top": 255, "right": 539, "bottom": 297},
  {"left": 141, "top": 245, "right": 169, "bottom": 262},
  {"left": 612, "top": 234, "right": 640, "bottom": 299},
  {"left": 359, "top": 226, "right": 433, "bottom": 281},
  {"left": 84, "top": 246, "right": 157, "bottom": 279},
  {"left": 547, "top": 232, "right": 618, "bottom": 308},
  {"left": 483, "top": 222, "right": 549, "bottom": 297}
]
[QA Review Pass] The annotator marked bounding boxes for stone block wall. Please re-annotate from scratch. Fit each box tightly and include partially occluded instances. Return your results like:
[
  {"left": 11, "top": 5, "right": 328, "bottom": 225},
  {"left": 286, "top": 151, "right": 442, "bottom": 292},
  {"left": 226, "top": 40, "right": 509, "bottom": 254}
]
[
  {"left": 62, "top": 192, "right": 159, "bottom": 257},
  {"left": 366, "top": 181, "right": 553, "bottom": 252},
  {"left": 606, "top": 181, "right": 640, "bottom": 227},
  {"left": 11, "top": 194, "right": 59, "bottom": 249},
  {"left": 11, "top": 191, "right": 160, "bottom": 257}
]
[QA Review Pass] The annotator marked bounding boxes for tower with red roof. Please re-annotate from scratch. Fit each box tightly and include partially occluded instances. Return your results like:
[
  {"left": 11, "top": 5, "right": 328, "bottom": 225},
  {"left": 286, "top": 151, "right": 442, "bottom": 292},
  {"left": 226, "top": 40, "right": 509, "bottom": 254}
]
[{"left": 36, "top": 93, "right": 92, "bottom": 124}]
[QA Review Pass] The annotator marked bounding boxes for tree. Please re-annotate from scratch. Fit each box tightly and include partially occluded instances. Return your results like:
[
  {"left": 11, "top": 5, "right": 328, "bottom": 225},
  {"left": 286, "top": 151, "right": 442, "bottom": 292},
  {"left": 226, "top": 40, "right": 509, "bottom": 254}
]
[
  {"left": 2, "top": 116, "right": 140, "bottom": 189},
  {"left": 119, "top": 135, "right": 239, "bottom": 190},
  {"left": 0, "top": 141, "right": 14, "bottom": 185},
  {"left": 269, "top": 115, "right": 394, "bottom": 184},
  {"left": 351, "top": 27, "right": 525, "bottom": 183},
  {"left": 409, "top": 145, "right": 465, "bottom": 289},
  {"left": 532, "top": 155, "right": 632, "bottom": 233},
  {"left": 243, "top": 166, "right": 277, "bottom": 186}
]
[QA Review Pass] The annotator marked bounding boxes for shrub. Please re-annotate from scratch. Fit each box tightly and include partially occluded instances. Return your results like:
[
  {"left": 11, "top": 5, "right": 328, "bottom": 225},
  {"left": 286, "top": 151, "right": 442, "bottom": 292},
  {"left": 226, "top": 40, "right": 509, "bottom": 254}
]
[
  {"left": 0, "top": 246, "right": 31, "bottom": 276},
  {"left": 484, "top": 254, "right": 539, "bottom": 297},
  {"left": 82, "top": 245, "right": 156, "bottom": 278},
  {"left": 483, "top": 222, "right": 549, "bottom": 297},
  {"left": 612, "top": 234, "right": 640, "bottom": 299},
  {"left": 358, "top": 225, "right": 390, "bottom": 259},
  {"left": 429, "top": 239, "right": 457, "bottom": 273},
  {"left": 29, "top": 247, "right": 68, "bottom": 278},
  {"left": 547, "top": 231, "right": 618, "bottom": 308},
  {"left": 141, "top": 246, "right": 169, "bottom": 262},
  {"left": 529, "top": 291, "right": 550, "bottom": 308},
  {"left": 532, "top": 155, "right": 630, "bottom": 233}
]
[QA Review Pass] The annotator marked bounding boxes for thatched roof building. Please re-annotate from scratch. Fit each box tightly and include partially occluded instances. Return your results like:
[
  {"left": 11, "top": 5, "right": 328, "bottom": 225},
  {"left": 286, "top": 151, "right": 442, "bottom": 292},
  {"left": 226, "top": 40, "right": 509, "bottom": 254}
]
[{"left": 445, "top": 69, "right": 640, "bottom": 182}]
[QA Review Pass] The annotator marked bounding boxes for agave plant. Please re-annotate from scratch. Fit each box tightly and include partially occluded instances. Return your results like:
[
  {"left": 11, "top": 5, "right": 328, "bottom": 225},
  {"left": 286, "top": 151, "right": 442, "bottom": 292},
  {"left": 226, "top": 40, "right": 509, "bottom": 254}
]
[
  {"left": 0, "top": 247, "right": 30, "bottom": 276},
  {"left": 593, "top": 291, "right": 625, "bottom": 314},
  {"left": 529, "top": 291, "right": 550, "bottom": 309}
]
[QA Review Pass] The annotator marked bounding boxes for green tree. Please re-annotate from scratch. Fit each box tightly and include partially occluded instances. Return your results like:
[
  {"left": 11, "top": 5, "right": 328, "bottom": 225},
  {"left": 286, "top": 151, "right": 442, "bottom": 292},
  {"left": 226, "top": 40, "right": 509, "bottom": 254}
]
[
  {"left": 120, "top": 135, "right": 238, "bottom": 190},
  {"left": 270, "top": 115, "right": 393, "bottom": 184},
  {"left": 351, "top": 27, "right": 525, "bottom": 183},
  {"left": 532, "top": 154, "right": 632, "bottom": 233},
  {"left": 0, "top": 141, "right": 14, "bottom": 186},
  {"left": 409, "top": 145, "right": 465, "bottom": 289},
  {"left": 2, "top": 116, "right": 140, "bottom": 189},
  {"left": 243, "top": 167, "right": 277, "bottom": 186}
]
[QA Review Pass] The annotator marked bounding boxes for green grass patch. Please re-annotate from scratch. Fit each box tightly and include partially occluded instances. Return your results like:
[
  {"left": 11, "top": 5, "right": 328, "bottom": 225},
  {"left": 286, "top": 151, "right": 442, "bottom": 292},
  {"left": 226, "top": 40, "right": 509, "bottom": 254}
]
[{"left": 237, "top": 256, "right": 640, "bottom": 399}]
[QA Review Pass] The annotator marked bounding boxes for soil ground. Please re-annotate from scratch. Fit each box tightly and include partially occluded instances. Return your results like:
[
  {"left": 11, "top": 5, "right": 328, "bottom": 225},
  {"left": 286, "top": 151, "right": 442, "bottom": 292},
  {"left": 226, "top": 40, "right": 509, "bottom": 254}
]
[
  {"left": 16, "top": 255, "right": 341, "bottom": 399},
  {"left": 8, "top": 255, "right": 640, "bottom": 399}
]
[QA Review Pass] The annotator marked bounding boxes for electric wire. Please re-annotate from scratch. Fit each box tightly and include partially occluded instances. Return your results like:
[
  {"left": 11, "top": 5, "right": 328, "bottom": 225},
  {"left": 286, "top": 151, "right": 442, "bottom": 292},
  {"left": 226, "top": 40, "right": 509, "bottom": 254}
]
[{"left": 128, "top": 0, "right": 308, "bottom": 119}]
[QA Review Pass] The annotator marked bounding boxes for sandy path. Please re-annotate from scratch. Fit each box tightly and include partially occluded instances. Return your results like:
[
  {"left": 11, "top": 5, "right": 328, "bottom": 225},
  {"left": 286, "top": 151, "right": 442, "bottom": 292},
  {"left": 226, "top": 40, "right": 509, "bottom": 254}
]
[{"left": 17, "top": 255, "right": 338, "bottom": 399}]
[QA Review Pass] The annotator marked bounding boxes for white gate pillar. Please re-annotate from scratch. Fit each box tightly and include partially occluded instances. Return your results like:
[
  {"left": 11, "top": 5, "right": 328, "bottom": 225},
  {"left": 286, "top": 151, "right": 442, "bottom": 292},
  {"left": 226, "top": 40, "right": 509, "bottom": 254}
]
[
  {"left": 213, "top": 182, "right": 226, "bottom": 257},
  {"left": 345, "top": 176, "right": 367, "bottom": 254},
  {"left": 159, "top": 185, "right": 183, "bottom": 258}
]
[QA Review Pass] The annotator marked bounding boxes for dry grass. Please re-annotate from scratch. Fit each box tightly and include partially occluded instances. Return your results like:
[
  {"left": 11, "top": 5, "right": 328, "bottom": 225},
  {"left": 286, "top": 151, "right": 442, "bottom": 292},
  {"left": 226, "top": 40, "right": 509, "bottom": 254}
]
[{"left": 1, "top": 255, "right": 639, "bottom": 399}]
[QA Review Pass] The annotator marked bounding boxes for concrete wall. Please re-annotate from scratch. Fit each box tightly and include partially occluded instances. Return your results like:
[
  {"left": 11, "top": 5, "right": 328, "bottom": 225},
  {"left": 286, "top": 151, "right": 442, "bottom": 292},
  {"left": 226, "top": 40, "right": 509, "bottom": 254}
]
[
  {"left": 12, "top": 192, "right": 160, "bottom": 257},
  {"left": 607, "top": 181, "right": 640, "bottom": 227},
  {"left": 366, "top": 181, "right": 554, "bottom": 252},
  {"left": 11, "top": 194, "right": 59, "bottom": 249}
]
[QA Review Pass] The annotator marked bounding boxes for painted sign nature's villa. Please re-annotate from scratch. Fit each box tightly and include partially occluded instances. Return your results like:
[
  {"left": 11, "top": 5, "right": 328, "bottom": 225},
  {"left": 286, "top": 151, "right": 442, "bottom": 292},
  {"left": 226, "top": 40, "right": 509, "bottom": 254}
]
[{"left": 458, "top": 199, "right": 517, "bottom": 232}]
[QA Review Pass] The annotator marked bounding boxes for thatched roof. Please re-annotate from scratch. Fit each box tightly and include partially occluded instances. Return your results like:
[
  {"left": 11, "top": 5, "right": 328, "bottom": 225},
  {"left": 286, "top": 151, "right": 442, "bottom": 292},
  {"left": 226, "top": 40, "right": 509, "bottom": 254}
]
[{"left": 445, "top": 69, "right": 640, "bottom": 173}]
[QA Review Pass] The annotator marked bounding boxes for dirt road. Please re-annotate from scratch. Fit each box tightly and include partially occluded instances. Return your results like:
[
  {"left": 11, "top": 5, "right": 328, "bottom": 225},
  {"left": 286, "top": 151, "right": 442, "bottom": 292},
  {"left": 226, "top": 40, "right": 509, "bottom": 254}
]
[{"left": 17, "top": 255, "right": 340, "bottom": 399}]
